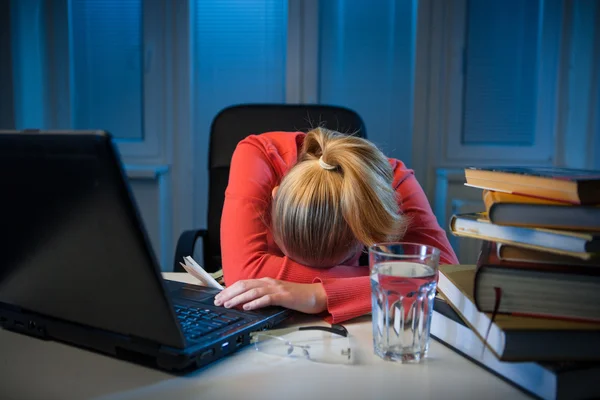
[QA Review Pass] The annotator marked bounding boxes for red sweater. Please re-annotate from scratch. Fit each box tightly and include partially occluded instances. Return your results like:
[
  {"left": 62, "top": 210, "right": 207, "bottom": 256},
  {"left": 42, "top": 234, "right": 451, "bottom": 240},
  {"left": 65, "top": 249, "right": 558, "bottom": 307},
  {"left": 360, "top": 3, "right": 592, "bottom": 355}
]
[{"left": 221, "top": 131, "right": 459, "bottom": 323}]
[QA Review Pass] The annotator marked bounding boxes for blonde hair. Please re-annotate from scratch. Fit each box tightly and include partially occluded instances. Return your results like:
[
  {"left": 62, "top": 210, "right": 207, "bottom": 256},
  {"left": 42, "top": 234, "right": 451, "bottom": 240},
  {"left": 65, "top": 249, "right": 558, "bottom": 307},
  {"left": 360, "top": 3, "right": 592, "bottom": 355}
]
[{"left": 271, "top": 128, "right": 406, "bottom": 267}]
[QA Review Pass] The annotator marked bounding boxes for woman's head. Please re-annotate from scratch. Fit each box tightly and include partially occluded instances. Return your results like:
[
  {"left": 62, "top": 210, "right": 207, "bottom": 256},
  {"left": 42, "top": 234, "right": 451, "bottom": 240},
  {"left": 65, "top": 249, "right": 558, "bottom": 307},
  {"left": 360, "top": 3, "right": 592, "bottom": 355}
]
[{"left": 271, "top": 128, "right": 406, "bottom": 267}]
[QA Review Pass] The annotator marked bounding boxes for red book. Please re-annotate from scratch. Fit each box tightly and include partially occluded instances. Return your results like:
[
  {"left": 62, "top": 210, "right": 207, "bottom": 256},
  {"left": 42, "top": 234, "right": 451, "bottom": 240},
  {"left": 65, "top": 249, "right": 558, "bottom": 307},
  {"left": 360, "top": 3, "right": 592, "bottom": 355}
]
[{"left": 473, "top": 241, "right": 600, "bottom": 323}]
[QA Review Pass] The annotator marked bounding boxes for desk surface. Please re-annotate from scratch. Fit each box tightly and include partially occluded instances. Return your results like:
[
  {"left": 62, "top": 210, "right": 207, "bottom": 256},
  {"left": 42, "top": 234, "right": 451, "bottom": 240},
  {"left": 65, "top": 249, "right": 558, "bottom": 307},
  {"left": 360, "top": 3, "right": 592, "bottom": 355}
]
[{"left": 0, "top": 273, "right": 531, "bottom": 400}]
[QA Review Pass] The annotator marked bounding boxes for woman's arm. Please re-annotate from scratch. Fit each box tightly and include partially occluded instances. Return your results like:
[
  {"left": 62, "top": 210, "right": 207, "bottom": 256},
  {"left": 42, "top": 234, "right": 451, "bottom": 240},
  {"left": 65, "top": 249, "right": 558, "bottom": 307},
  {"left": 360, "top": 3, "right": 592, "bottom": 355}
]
[
  {"left": 213, "top": 275, "right": 371, "bottom": 324},
  {"left": 220, "top": 139, "right": 371, "bottom": 322}
]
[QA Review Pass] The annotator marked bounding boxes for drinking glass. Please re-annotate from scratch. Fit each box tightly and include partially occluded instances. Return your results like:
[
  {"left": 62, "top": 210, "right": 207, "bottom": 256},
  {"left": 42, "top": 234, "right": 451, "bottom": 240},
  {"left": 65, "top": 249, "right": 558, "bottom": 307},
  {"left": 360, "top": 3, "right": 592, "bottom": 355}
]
[{"left": 369, "top": 242, "right": 440, "bottom": 363}]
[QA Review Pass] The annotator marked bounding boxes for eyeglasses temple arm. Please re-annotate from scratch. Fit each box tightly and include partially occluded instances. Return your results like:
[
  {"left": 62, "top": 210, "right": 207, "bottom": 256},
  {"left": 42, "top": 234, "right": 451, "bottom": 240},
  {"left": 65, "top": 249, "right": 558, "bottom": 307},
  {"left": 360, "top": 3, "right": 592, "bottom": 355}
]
[
  {"left": 298, "top": 324, "right": 348, "bottom": 337},
  {"left": 250, "top": 324, "right": 348, "bottom": 339}
]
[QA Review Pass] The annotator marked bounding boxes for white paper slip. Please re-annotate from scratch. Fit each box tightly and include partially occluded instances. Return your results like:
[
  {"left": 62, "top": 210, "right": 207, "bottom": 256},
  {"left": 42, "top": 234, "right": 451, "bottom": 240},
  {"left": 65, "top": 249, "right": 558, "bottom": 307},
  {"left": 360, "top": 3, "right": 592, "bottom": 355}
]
[{"left": 181, "top": 256, "right": 224, "bottom": 290}]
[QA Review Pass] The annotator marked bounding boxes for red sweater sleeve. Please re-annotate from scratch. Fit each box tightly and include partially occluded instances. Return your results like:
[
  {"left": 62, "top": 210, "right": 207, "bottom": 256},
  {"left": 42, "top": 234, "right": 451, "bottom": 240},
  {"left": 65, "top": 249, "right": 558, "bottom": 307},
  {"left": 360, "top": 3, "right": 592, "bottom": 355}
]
[
  {"left": 221, "top": 139, "right": 371, "bottom": 323},
  {"left": 392, "top": 162, "right": 459, "bottom": 266}
]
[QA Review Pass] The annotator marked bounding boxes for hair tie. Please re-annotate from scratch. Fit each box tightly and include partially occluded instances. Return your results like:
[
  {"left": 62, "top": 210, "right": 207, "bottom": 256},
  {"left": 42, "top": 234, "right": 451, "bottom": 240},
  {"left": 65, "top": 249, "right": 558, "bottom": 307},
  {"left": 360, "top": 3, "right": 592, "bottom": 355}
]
[{"left": 318, "top": 156, "right": 337, "bottom": 170}]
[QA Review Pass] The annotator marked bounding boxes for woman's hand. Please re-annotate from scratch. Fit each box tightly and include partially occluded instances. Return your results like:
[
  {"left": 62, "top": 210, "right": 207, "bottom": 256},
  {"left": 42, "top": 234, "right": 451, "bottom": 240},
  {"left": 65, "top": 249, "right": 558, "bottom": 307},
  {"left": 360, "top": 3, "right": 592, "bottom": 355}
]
[{"left": 214, "top": 278, "right": 327, "bottom": 314}]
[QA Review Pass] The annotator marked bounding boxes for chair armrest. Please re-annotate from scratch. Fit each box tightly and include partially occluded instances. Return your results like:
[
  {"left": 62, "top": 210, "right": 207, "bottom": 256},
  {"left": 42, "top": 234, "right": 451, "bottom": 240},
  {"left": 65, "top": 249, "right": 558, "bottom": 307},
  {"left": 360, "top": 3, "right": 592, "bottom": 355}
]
[{"left": 173, "top": 229, "right": 208, "bottom": 272}]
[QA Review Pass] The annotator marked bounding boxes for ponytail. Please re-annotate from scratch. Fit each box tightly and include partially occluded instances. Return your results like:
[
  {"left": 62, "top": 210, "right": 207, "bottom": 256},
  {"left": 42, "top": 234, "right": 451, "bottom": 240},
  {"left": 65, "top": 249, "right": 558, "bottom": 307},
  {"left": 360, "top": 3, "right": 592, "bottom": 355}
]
[{"left": 271, "top": 128, "right": 406, "bottom": 267}]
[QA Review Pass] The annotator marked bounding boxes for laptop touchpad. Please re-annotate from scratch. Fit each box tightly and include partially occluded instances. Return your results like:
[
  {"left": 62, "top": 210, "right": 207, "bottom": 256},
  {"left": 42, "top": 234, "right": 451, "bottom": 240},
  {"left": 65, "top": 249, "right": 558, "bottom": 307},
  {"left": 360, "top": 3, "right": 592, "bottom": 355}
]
[
  {"left": 180, "top": 286, "right": 219, "bottom": 304},
  {"left": 165, "top": 280, "right": 219, "bottom": 304}
]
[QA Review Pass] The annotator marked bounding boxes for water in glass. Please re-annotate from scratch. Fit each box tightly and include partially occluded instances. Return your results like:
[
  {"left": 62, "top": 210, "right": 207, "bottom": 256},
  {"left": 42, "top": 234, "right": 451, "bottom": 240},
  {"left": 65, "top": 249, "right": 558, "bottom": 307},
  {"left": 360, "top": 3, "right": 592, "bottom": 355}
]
[{"left": 371, "top": 261, "right": 437, "bottom": 362}]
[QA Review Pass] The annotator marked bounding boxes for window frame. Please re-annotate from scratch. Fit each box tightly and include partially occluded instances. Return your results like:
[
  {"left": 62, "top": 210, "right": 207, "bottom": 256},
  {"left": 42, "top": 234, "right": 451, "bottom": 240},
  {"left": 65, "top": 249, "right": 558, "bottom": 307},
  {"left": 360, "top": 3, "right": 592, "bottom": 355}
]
[
  {"left": 8, "top": 0, "right": 168, "bottom": 164},
  {"left": 67, "top": 0, "right": 168, "bottom": 162},
  {"left": 556, "top": 0, "right": 600, "bottom": 170},
  {"left": 441, "top": 0, "right": 563, "bottom": 165}
]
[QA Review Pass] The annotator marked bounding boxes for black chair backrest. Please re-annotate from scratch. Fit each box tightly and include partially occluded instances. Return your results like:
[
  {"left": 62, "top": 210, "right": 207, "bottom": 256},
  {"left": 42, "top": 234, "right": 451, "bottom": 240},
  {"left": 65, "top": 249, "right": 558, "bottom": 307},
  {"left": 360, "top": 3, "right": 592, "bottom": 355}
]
[{"left": 204, "top": 103, "right": 367, "bottom": 273}]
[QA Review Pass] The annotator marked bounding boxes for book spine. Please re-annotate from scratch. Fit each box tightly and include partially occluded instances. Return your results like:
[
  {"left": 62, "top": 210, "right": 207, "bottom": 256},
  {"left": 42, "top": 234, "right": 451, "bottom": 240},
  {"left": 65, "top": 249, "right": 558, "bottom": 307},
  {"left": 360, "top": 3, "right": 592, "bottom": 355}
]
[
  {"left": 473, "top": 266, "right": 485, "bottom": 312},
  {"left": 474, "top": 241, "right": 492, "bottom": 313},
  {"left": 449, "top": 214, "right": 459, "bottom": 234},
  {"left": 482, "top": 190, "right": 497, "bottom": 222}
]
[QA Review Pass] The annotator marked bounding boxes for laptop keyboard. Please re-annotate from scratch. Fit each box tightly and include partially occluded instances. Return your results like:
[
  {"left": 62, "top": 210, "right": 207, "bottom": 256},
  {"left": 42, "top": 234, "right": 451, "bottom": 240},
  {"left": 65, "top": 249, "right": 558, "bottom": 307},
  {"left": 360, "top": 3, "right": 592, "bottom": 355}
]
[{"left": 174, "top": 304, "right": 242, "bottom": 341}]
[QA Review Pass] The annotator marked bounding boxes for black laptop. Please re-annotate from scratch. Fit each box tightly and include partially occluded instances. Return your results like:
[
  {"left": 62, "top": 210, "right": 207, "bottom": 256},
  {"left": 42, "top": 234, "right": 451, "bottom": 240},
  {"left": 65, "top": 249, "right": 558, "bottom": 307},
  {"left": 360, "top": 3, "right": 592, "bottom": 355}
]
[{"left": 0, "top": 130, "right": 292, "bottom": 372}]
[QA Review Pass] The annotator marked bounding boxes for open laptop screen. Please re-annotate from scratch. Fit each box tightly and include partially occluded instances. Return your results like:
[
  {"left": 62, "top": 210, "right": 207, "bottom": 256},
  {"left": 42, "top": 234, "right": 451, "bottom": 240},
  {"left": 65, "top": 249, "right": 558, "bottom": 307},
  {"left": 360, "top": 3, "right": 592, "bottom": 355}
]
[{"left": 0, "top": 131, "right": 184, "bottom": 347}]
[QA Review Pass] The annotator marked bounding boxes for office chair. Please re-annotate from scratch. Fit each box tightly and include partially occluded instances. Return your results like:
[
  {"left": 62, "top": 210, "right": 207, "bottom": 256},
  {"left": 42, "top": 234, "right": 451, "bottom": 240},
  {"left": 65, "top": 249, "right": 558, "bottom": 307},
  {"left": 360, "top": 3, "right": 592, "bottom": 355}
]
[{"left": 173, "top": 103, "right": 367, "bottom": 273}]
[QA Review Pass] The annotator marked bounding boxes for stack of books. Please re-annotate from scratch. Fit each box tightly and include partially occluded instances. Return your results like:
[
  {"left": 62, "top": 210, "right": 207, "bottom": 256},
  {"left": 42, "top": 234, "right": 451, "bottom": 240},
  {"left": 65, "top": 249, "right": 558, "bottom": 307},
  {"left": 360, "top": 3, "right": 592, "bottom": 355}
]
[{"left": 432, "top": 166, "right": 600, "bottom": 400}]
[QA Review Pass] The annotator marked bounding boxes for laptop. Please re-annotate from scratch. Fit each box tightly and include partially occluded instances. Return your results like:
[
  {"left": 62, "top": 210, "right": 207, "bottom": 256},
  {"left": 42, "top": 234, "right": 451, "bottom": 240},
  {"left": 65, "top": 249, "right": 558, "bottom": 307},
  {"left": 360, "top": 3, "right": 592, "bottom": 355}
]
[{"left": 0, "top": 129, "right": 292, "bottom": 372}]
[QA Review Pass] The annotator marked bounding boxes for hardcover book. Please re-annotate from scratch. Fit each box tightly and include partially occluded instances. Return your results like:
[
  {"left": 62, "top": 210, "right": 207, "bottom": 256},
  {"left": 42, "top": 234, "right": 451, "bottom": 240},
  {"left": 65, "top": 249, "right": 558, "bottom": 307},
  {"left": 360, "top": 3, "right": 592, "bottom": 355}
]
[
  {"left": 483, "top": 190, "right": 600, "bottom": 231},
  {"left": 473, "top": 241, "right": 600, "bottom": 322},
  {"left": 464, "top": 166, "right": 600, "bottom": 204},
  {"left": 496, "top": 244, "right": 600, "bottom": 266},
  {"left": 431, "top": 298, "right": 600, "bottom": 400},
  {"left": 450, "top": 212, "right": 600, "bottom": 259},
  {"left": 437, "top": 265, "right": 600, "bottom": 362}
]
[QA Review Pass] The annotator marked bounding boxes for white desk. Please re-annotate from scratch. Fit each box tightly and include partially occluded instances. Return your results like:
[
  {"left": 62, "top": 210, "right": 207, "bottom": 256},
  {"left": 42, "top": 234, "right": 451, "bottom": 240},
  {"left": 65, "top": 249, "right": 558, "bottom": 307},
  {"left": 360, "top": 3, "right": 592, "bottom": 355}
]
[{"left": 0, "top": 273, "right": 531, "bottom": 400}]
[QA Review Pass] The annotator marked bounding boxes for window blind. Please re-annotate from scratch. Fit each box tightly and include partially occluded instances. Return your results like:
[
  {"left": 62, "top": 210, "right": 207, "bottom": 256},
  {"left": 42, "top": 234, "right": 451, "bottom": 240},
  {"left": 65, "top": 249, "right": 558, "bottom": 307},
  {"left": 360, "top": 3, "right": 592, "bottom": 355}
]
[
  {"left": 1, "top": 0, "right": 15, "bottom": 129},
  {"left": 69, "top": 0, "right": 143, "bottom": 140},
  {"left": 462, "top": 0, "right": 540, "bottom": 145},
  {"left": 193, "top": 0, "right": 287, "bottom": 130},
  {"left": 318, "top": 0, "right": 414, "bottom": 163}
]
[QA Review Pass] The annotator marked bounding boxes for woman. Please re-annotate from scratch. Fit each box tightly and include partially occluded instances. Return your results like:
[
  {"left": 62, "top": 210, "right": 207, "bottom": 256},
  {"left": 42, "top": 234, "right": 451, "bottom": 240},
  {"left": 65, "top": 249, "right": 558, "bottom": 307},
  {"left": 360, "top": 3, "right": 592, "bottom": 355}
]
[{"left": 214, "top": 128, "right": 458, "bottom": 323}]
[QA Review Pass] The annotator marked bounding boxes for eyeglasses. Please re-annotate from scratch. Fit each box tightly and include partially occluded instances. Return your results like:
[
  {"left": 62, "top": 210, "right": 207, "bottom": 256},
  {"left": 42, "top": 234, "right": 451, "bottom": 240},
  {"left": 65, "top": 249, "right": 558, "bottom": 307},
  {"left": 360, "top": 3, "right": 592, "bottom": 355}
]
[{"left": 250, "top": 324, "right": 353, "bottom": 365}]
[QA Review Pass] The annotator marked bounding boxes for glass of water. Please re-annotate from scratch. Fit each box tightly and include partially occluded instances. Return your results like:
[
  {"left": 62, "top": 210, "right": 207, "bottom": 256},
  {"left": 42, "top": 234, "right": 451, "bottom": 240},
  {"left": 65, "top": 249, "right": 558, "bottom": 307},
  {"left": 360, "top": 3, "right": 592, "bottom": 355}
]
[{"left": 369, "top": 242, "right": 440, "bottom": 363}]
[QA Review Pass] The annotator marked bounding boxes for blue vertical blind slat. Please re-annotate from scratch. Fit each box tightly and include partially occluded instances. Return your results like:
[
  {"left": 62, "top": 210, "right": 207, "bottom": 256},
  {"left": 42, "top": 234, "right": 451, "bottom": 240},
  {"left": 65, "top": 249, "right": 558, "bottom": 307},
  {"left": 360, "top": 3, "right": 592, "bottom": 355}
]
[
  {"left": 462, "top": 0, "right": 540, "bottom": 145},
  {"left": 10, "top": 0, "right": 49, "bottom": 129},
  {"left": 318, "top": 0, "right": 414, "bottom": 164},
  {"left": 194, "top": 0, "right": 287, "bottom": 127},
  {"left": 69, "top": 0, "right": 143, "bottom": 140},
  {"left": 320, "top": 0, "right": 395, "bottom": 115}
]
